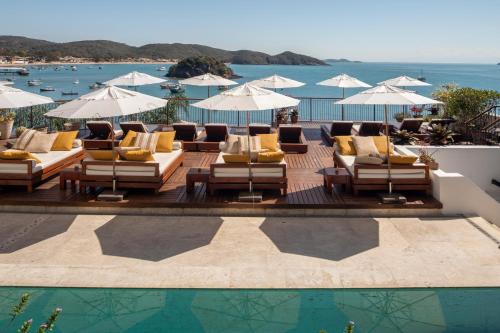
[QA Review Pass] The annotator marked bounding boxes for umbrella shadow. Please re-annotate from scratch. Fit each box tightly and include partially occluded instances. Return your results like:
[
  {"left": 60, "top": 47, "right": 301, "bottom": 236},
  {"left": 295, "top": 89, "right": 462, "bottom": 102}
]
[
  {"left": 259, "top": 217, "right": 379, "bottom": 261},
  {"left": 0, "top": 214, "right": 77, "bottom": 253},
  {"left": 94, "top": 215, "right": 223, "bottom": 262}
]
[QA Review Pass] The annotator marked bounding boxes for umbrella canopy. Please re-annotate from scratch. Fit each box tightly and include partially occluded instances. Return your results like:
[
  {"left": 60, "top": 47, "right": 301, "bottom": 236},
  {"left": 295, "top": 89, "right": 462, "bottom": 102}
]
[
  {"left": 317, "top": 74, "right": 371, "bottom": 88},
  {"left": 378, "top": 75, "right": 431, "bottom": 87},
  {"left": 179, "top": 73, "right": 237, "bottom": 87},
  {"left": 0, "top": 84, "right": 54, "bottom": 109},
  {"left": 249, "top": 74, "right": 305, "bottom": 89},
  {"left": 191, "top": 83, "right": 300, "bottom": 111},
  {"left": 45, "top": 85, "right": 168, "bottom": 119},
  {"left": 103, "top": 71, "right": 165, "bottom": 87},
  {"left": 335, "top": 84, "right": 441, "bottom": 106}
]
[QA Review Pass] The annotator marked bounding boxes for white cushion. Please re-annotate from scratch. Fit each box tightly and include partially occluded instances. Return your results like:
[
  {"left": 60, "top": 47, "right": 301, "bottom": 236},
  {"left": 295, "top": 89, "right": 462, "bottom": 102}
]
[
  {"left": 0, "top": 147, "right": 83, "bottom": 174},
  {"left": 25, "top": 132, "right": 58, "bottom": 153},
  {"left": 213, "top": 152, "right": 285, "bottom": 178}
]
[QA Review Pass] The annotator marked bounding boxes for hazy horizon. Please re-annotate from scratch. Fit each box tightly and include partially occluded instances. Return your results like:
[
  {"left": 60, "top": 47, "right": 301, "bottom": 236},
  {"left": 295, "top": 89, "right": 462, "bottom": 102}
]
[{"left": 1, "top": 0, "right": 499, "bottom": 64}]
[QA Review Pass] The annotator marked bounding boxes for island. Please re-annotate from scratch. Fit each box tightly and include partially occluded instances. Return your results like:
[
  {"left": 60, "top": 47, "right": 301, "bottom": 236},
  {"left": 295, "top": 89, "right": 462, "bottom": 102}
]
[
  {"left": 0, "top": 35, "right": 328, "bottom": 66},
  {"left": 166, "top": 56, "right": 240, "bottom": 79},
  {"left": 324, "top": 58, "right": 362, "bottom": 63}
]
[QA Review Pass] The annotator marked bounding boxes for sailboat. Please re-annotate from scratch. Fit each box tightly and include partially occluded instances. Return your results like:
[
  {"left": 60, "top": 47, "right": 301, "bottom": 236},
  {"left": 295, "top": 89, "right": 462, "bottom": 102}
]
[{"left": 417, "top": 70, "right": 426, "bottom": 82}]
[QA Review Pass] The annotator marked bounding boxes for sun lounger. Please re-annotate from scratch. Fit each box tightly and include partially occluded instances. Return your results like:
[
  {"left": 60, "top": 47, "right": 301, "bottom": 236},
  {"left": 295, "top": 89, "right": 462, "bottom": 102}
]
[
  {"left": 249, "top": 123, "right": 272, "bottom": 136},
  {"left": 397, "top": 118, "right": 423, "bottom": 133},
  {"left": 278, "top": 124, "right": 308, "bottom": 153},
  {"left": 197, "top": 123, "right": 229, "bottom": 151},
  {"left": 354, "top": 121, "right": 383, "bottom": 136},
  {"left": 0, "top": 147, "right": 84, "bottom": 192},
  {"left": 81, "top": 147, "right": 184, "bottom": 193},
  {"left": 320, "top": 121, "right": 354, "bottom": 145},
  {"left": 119, "top": 121, "right": 148, "bottom": 137},
  {"left": 208, "top": 152, "right": 287, "bottom": 195},
  {"left": 333, "top": 146, "right": 431, "bottom": 195},
  {"left": 83, "top": 121, "right": 123, "bottom": 150},
  {"left": 172, "top": 122, "right": 201, "bottom": 151}
]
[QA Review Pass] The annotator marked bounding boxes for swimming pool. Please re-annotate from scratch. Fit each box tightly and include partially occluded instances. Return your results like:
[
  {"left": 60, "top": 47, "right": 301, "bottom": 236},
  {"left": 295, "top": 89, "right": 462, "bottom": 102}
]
[{"left": 1, "top": 287, "right": 499, "bottom": 332}]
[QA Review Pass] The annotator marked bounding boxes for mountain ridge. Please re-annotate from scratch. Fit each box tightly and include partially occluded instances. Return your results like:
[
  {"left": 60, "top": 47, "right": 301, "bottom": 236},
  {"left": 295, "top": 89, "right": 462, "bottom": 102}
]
[{"left": 0, "top": 36, "right": 328, "bottom": 66}]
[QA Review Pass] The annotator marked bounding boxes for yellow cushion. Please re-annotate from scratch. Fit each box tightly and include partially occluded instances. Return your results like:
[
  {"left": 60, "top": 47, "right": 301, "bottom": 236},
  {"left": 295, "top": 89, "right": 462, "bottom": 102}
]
[
  {"left": 119, "top": 149, "right": 155, "bottom": 161},
  {"left": 156, "top": 131, "right": 175, "bottom": 152},
  {"left": 222, "top": 154, "right": 250, "bottom": 163},
  {"left": 120, "top": 130, "right": 137, "bottom": 147},
  {"left": 51, "top": 131, "right": 78, "bottom": 151},
  {"left": 88, "top": 150, "right": 118, "bottom": 160},
  {"left": 389, "top": 155, "right": 418, "bottom": 165},
  {"left": 257, "top": 133, "right": 278, "bottom": 152},
  {"left": 334, "top": 136, "right": 356, "bottom": 155},
  {"left": 0, "top": 150, "right": 41, "bottom": 164},
  {"left": 372, "top": 136, "right": 394, "bottom": 155},
  {"left": 257, "top": 151, "right": 285, "bottom": 163}
]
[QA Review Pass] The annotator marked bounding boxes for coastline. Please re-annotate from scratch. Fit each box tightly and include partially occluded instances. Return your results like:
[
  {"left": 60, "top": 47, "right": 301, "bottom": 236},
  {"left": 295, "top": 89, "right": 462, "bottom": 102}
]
[{"left": 0, "top": 60, "right": 178, "bottom": 67}]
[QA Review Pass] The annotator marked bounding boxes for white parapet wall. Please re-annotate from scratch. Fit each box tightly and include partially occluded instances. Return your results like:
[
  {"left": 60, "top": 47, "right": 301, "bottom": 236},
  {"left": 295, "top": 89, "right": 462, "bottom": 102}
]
[{"left": 403, "top": 145, "right": 500, "bottom": 226}]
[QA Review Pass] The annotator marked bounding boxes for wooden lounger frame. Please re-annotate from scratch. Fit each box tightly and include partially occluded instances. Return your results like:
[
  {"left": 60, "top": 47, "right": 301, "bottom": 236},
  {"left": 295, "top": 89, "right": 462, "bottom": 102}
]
[
  {"left": 279, "top": 131, "right": 308, "bottom": 153},
  {"left": 333, "top": 150, "right": 432, "bottom": 196},
  {"left": 0, "top": 150, "right": 85, "bottom": 192},
  {"left": 209, "top": 163, "right": 287, "bottom": 196},
  {"left": 80, "top": 152, "right": 184, "bottom": 193}
]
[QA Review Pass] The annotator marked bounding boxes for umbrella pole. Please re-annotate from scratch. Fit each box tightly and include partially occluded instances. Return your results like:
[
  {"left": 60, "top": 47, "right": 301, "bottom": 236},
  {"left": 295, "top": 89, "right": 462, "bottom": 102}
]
[
  {"left": 247, "top": 111, "right": 253, "bottom": 193},
  {"left": 384, "top": 104, "right": 392, "bottom": 194},
  {"left": 341, "top": 88, "right": 345, "bottom": 120}
]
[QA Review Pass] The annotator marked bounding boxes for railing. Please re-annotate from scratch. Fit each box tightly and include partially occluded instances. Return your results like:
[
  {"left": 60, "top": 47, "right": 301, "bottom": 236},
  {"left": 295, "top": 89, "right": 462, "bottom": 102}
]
[
  {"left": 465, "top": 105, "right": 500, "bottom": 145},
  {"left": 13, "top": 97, "right": 438, "bottom": 131}
]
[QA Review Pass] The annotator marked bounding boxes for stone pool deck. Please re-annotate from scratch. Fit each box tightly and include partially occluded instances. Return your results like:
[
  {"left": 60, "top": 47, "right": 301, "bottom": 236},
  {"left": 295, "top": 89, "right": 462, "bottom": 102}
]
[{"left": 0, "top": 213, "right": 499, "bottom": 289}]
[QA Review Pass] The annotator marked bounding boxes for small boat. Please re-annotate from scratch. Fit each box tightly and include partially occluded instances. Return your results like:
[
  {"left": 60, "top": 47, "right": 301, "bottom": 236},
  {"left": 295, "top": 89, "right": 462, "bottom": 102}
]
[
  {"left": 27, "top": 79, "right": 42, "bottom": 86},
  {"left": 17, "top": 68, "right": 29, "bottom": 76},
  {"left": 98, "top": 66, "right": 103, "bottom": 70},
  {"left": 89, "top": 83, "right": 100, "bottom": 89},
  {"left": 40, "top": 86, "right": 55, "bottom": 92},
  {"left": 160, "top": 82, "right": 171, "bottom": 89},
  {"left": 71, "top": 65, "right": 77, "bottom": 71},
  {"left": 73, "top": 80, "right": 79, "bottom": 84},
  {"left": 157, "top": 66, "right": 167, "bottom": 71},
  {"left": 417, "top": 70, "right": 426, "bottom": 82},
  {"left": 169, "top": 84, "right": 185, "bottom": 94},
  {"left": 218, "top": 85, "right": 228, "bottom": 91},
  {"left": 61, "top": 91, "right": 79, "bottom": 96}
]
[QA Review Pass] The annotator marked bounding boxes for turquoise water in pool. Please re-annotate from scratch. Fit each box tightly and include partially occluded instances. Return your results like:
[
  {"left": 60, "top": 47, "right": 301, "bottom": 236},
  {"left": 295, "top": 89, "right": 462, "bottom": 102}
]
[{"left": 1, "top": 287, "right": 499, "bottom": 332}]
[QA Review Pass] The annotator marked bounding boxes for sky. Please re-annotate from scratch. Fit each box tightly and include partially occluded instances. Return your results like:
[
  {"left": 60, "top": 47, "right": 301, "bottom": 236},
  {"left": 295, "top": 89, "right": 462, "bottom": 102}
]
[{"left": 1, "top": 0, "right": 499, "bottom": 63}]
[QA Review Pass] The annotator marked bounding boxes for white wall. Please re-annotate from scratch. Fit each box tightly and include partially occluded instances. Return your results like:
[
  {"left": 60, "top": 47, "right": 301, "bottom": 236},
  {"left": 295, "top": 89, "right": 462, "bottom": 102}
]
[{"left": 405, "top": 145, "right": 500, "bottom": 192}]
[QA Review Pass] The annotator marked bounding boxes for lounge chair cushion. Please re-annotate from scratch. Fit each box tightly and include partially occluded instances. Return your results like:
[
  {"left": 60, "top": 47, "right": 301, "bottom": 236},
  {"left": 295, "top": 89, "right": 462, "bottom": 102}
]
[
  {"left": 258, "top": 133, "right": 279, "bottom": 151},
  {"left": 352, "top": 136, "right": 378, "bottom": 156},
  {"left": 238, "top": 136, "right": 261, "bottom": 155},
  {"left": 257, "top": 151, "right": 284, "bottom": 163},
  {"left": 119, "top": 149, "right": 155, "bottom": 161},
  {"left": 13, "top": 129, "right": 37, "bottom": 150},
  {"left": 389, "top": 155, "right": 418, "bottom": 165},
  {"left": 134, "top": 132, "right": 159, "bottom": 153},
  {"left": 25, "top": 132, "right": 58, "bottom": 153},
  {"left": 0, "top": 148, "right": 83, "bottom": 174},
  {"left": 214, "top": 152, "right": 286, "bottom": 178},
  {"left": 51, "top": 131, "right": 79, "bottom": 151},
  {"left": 354, "top": 155, "right": 384, "bottom": 165},
  {"left": 88, "top": 150, "right": 118, "bottom": 161},
  {"left": 334, "top": 136, "right": 356, "bottom": 155},
  {"left": 120, "top": 130, "right": 137, "bottom": 147},
  {"left": 222, "top": 154, "right": 250, "bottom": 163},
  {"left": 372, "top": 136, "right": 394, "bottom": 155},
  {"left": 156, "top": 131, "right": 175, "bottom": 152},
  {"left": 221, "top": 134, "right": 241, "bottom": 154},
  {"left": 0, "top": 150, "right": 41, "bottom": 164}
]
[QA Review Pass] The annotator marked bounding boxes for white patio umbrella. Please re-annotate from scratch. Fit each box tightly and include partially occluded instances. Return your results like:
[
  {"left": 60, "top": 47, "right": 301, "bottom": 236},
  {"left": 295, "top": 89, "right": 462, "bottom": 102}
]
[
  {"left": 249, "top": 74, "right": 305, "bottom": 90},
  {"left": 317, "top": 74, "right": 372, "bottom": 119},
  {"left": 179, "top": 73, "right": 238, "bottom": 97},
  {"left": 336, "top": 84, "right": 442, "bottom": 198},
  {"left": 192, "top": 83, "right": 300, "bottom": 198},
  {"left": 103, "top": 71, "right": 166, "bottom": 89},
  {"left": 0, "top": 84, "right": 54, "bottom": 128},
  {"left": 378, "top": 75, "right": 431, "bottom": 87},
  {"left": 45, "top": 85, "right": 168, "bottom": 198}
]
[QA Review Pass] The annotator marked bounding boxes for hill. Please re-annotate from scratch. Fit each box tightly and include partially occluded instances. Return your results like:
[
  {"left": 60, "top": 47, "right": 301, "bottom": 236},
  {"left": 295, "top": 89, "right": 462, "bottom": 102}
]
[
  {"left": 0, "top": 36, "right": 328, "bottom": 66},
  {"left": 166, "top": 56, "right": 238, "bottom": 78},
  {"left": 325, "top": 58, "right": 362, "bottom": 63}
]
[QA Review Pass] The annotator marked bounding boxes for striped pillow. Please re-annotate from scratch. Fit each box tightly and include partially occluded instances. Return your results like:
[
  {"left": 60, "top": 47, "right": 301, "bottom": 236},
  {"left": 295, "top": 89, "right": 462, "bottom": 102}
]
[
  {"left": 134, "top": 132, "right": 159, "bottom": 153},
  {"left": 13, "top": 129, "right": 37, "bottom": 150}
]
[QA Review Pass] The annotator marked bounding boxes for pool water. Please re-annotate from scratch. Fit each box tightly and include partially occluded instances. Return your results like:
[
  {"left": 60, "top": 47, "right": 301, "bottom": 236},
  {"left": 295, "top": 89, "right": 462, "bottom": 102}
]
[{"left": 1, "top": 287, "right": 499, "bottom": 332}]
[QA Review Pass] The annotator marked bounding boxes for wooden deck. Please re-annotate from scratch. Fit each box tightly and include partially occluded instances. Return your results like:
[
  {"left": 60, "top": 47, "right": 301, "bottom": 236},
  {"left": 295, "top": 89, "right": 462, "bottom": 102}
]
[{"left": 0, "top": 126, "right": 442, "bottom": 212}]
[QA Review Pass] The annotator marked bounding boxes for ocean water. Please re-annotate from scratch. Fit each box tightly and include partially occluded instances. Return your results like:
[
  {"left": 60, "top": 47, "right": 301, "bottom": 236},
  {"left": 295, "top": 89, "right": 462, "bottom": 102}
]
[{"left": 1, "top": 287, "right": 499, "bottom": 333}]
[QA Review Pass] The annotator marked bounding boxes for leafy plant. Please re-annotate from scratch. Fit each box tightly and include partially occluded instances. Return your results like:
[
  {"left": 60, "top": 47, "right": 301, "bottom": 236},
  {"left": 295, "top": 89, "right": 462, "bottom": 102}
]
[
  {"left": 10, "top": 293, "right": 31, "bottom": 322},
  {"left": 289, "top": 108, "right": 299, "bottom": 117},
  {"left": 0, "top": 110, "right": 16, "bottom": 122},
  {"left": 392, "top": 130, "right": 417, "bottom": 145},
  {"left": 418, "top": 147, "right": 438, "bottom": 164},
  {"left": 37, "top": 307, "right": 62, "bottom": 333},
  {"left": 16, "top": 126, "right": 27, "bottom": 137},
  {"left": 393, "top": 112, "right": 405, "bottom": 122},
  {"left": 427, "top": 124, "right": 455, "bottom": 145}
]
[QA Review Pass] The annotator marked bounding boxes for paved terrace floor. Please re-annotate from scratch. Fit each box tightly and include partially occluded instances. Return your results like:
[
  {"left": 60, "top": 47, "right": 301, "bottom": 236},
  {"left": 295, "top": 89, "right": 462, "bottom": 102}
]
[
  {"left": 0, "top": 124, "right": 441, "bottom": 213},
  {"left": 0, "top": 213, "right": 499, "bottom": 288}
]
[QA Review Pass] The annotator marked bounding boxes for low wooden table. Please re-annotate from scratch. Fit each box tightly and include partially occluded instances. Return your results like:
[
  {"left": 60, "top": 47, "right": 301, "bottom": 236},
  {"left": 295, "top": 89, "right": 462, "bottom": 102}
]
[
  {"left": 60, "top": 166, "right": 81, "bottom": 192},
  {"left": 186, "top": 168, "right": 210, "bottom": 193},
  {"left": 324, "top": 167, "right": 351, "bottom": 193}
]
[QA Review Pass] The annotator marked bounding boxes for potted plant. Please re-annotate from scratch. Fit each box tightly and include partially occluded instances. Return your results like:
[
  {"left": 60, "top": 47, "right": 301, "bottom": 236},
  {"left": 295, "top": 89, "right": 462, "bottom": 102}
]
[
  {"left": 16, "top": 126, "right": 27, "bottom": 138},
  {"left": 427, "top": 123, "right": 455, "bottom": 145},
  {"left": 392, "top": 130, "right": 417, "bottom": 145},
  {"left": 418, "top": 147, "right": 439, "bottom": 170},
  {"left": 394, "top": 112, "right": 405, "bottom": 122},
  {"left": 0, "top": 109, "right": 15, "bottom": 140},
  {"left": 289, "top": 108, "right": 299, "bottom": 124},
  {"left": 429, "top": 104, "right": 440, "bottom": 115},
  {"left": 276, "top": 108, "right": 289, "bottom": 125},
  {"left": 410, "top": 105, "right": 423, "bottom": 118}
]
